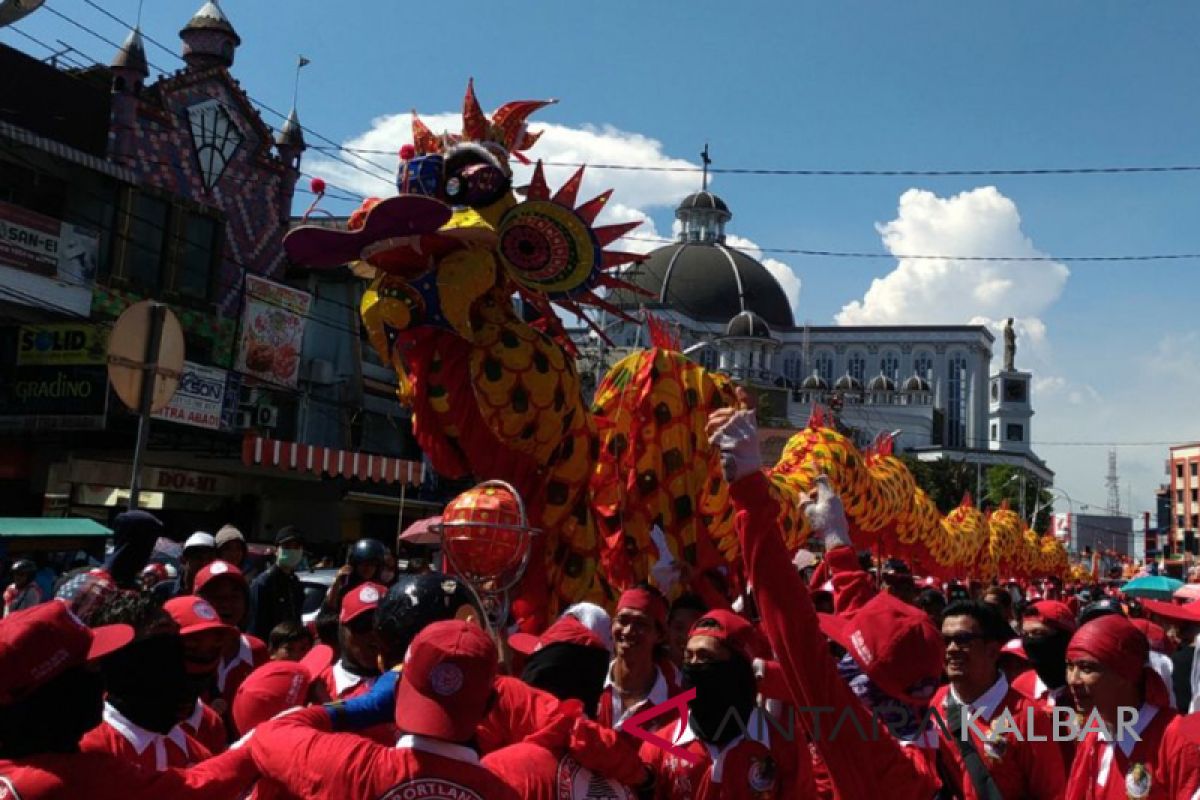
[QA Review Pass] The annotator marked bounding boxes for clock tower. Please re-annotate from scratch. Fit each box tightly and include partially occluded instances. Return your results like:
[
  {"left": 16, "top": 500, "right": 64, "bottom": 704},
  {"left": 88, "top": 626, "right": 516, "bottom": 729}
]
[{"left": 988, "top": 368, "right": 1033, "bottom": 453}]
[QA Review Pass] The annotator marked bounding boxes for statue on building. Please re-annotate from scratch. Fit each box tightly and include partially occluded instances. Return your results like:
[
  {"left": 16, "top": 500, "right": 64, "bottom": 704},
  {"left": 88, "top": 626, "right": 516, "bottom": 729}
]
[{"left": 1003, "top": 317, "right": 1016, "bottom": 372}]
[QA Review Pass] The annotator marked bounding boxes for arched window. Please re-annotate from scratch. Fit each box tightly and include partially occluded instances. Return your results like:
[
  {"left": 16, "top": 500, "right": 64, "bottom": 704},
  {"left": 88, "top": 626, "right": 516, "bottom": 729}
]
[
  {"left": 814, "top": 352, "right": 834, "bottom": 385},
  {"left": 782, "top": 352, "right": 803, "bottom": 384},
  {"left": 847, "top": 352, "right": 866, "bottom": 383},
  {"left": 880, "top": 352, "right": 900, "bottom": 382},
  {"left": 946, "top": 353, "right": 969, "bottom": 447},
  {"left": 913, "top": 352, "right": 934, "bottom": 382}
]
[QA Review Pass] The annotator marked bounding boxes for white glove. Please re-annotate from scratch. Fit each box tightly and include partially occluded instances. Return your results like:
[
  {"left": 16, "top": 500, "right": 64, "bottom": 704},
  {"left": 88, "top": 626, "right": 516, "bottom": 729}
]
[
  {"left": 804, "top": 475, "right": 852, "bottom": 550},
  {"left": 709, "top": 409, "right": 762, "bottom": 483},
  {"left": 648, "top": 525, "right": 683, "bottom": 594}
]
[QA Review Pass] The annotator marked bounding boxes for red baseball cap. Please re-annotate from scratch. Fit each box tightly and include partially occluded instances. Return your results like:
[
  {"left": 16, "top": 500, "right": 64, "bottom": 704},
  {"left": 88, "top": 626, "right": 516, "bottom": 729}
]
[
  {"left": 394, "top": 620, "right": 497, "bottom": 741},
  {"left": 1000, "top": 637, "right": 1029, "bottom": 662},
  {"left": 340, "top": 582, "right": 386, "bottom": 624},
  {"left": 687, "top": 609, "right": 768, "bottom": 663},
  {"left": 616, "top": 587, "right": 667, "bottom": 630},
  {"left": 164, "top": 596, "right": 238, "bottom": 640},
  {"left": 818, "top": 592, "right": 943, "bottom": 705},
  {"left": 231, "top": 644, "right": 334, "bottom": 735},
  {"left": 1024, "top": 600, "right": 1077, "bottom": 634},
  {"left": 193, "top": 560, "right": 246, "bottom": 593},
  {"left": 0, "top": 601, "right": 133, "bottom": 704},
  {"left": 508, "top": 614, "right": 607, "bottom": 656}
]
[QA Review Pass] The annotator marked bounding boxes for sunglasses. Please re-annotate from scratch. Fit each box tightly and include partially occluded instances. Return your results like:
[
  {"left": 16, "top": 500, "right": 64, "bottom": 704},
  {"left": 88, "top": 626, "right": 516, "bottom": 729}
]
[{"left": 942, "top": 632, "right": 983, "bottom": 647}]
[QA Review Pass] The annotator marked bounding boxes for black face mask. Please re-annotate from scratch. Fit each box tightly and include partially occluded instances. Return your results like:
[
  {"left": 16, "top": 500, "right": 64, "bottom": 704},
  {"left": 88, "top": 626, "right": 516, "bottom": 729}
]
[
  {"left": 681, "top": 658, "right": 758, "bottom": 746},
  {"left": 104, "top": 635, "right": 190, "bottom": 734},
  {"left": 521, "top": 643, "right": 609, "bottom": 719},
  {"left": 1022, "top": 631, "right": 1070, "bottom": 690}
]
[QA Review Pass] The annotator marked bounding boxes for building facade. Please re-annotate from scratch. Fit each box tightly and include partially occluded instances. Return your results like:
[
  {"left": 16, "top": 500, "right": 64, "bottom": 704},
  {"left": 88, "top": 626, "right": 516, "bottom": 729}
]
[{"left": 1168, "top": 443, "right": 1200, "bottom": 555}]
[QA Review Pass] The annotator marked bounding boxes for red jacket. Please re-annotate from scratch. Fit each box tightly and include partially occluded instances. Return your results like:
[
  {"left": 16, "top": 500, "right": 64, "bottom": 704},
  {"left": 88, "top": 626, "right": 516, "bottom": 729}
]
[
  {"left": 930, "top": 678, "right": 1066, "bottom": 799},
  {"left": 80, "top": 704, "right": 212, "bottom": 772},
  {"left": 1011, "top": 668, "right": 1076, "bottom": 768},
  {"left": 483, "top": 742, "right": 637, "bottom": 800},
  {"left": 730, "top": 471, "right": 941, "bottom": 800},
  {"left": 595, "top": 660, "right": 683, "bottom": 731},
  {"left": 1064, "top": 704, "right": 1200, "bottom": 800},
  {"left": 0, "top": 747, "right": 256, "bottom": 800},
  {"left": 247, "top": 706, "right": 520, "bottom": 800},
  {"left": 639, "top": 708, "right": 815, "bottom": 799},
  {"left": 181, "top": 700, "right": 227, "bottom": 756}
]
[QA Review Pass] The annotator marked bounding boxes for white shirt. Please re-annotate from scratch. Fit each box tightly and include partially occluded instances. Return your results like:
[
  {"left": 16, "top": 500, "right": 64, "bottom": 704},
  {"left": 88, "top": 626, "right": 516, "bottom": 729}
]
[
  {"left": 102, "top": 702, "right": 192, "bottom": 772},
  {"left": 605, "top": 662, "right": 671, "bottom": 731},
  {"left": 217, "top": 634, "right": 255, "bottom": 693},
  {"left": 673, "top": 706, "right": 771, "bottom": 783},
  {"left": 331, "top": 659, "right": 368, "bottom": 696},
  {"left": 948, "top": 673, "right": 1010, "bottom": 724},
  {"left": 1096, "top": 702, "right": 1157, "bottom": 788},
  {"left": 396, "top": 734, "right": 480, "bottom": 765}
]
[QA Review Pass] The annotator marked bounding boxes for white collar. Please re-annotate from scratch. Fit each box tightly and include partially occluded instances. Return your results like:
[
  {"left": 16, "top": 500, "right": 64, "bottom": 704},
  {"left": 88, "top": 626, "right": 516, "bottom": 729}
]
[
  {"left": 332, "top": 660, "right": 368, "bottom": 696},
  {"left": 948, "top": 673, "right": 1009, "bottom": 723},
  {"left": 183, "top": 700, "right": 205, "bottom": 732},
  {"left": 672, "top": 707, "right": 771, "bottom": 784},
  {"left": 102, "top": 703, "right": 190, "bottom": 767},
  {"left": 605, "top": 662, "right": 669, "bottom": 729},
  {"left": 218, "top": 635, "right": 254, "bottom": 692},
  {"left": 396, "top": 734, "right": 479, "bottom": 765},
  {"left": 1096, "top": 703, "right": 1158, "bottom": 788}
]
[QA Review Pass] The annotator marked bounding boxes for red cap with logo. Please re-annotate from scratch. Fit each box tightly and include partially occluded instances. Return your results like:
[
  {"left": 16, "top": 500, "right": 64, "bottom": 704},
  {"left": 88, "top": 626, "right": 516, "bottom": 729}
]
[
  {"left": 687, "top": 609, "right": 768, "bottom": 664},
  {"left": 1025, "top": 600, "right": 1077, "bottom": 634},
  {"left": 232, "top": 644, "right": 334, "bottom": 735},
  {"left": 818, "top": 591, "right": 943, "bottom": 705},
  {"left": 164, "top": 595, "right": 238, "bottom": 639},
  {"left": 394, "top": 620, "right": 497, "bottom": 741},
  {"left": 340, "top": 582, "right": 386, "bottom": 624},
  {"left": 616, "top": 587, "right": 667, "bottom": 630},
  {"left": 508, "top": 614, "right": 607, "bottom": 656},
  {"left": 0, "top": 601, "right": 133, "bottom": 704},
  {"left": 193, "top": 560, "right": 246, "bottom": 593}
]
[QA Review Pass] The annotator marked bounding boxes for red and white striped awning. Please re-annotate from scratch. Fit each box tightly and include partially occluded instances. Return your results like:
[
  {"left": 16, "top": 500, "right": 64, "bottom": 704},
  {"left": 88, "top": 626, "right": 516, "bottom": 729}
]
[{"left": 241, "top": 435, "right": 425, "bottom": 486}]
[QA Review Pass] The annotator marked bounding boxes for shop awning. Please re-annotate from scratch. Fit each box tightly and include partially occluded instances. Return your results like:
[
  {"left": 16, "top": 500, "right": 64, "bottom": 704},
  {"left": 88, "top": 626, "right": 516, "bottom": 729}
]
[
  {"left": 241, "top": 435, "right": 425, "bottom": 486},
  {"left": 0, "top": 518, "right": 113, "bottom": 538}
]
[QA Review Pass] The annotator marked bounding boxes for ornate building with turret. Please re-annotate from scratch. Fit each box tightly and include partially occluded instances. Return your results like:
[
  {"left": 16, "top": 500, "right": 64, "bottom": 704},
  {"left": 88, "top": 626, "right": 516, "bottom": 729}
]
[{"left": 590, "top": 185, "right": 1053, "bottom": 486}]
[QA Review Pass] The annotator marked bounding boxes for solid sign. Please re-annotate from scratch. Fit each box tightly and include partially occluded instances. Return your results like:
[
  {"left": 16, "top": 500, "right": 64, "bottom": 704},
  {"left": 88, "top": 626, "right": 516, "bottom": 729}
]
[
  {"left": 235, "top": 275, "right": 310, "bottom": 389},
  {"left": 0, "top": 200, "right": 99, "bottom": 282},
  {"left": 151, "top": 361, "right": 227, "bottom": 431},
  {"left": 17, "top": 324, "right": 106, "bottom": 366}
]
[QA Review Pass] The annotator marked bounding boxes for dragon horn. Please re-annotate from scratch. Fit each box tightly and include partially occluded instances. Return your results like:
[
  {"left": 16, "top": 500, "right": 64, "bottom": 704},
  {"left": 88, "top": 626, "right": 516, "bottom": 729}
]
[
  {"left": 462, "top": 78, "right": 489, "bottom": 142},
  {"left": 411, "top": 111, "right": 439, "bottom": 154}
]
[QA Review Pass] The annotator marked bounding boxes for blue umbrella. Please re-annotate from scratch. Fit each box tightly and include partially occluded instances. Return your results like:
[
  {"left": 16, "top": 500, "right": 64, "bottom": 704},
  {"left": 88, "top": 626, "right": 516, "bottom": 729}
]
[{"left": 1121, "top": 575, "right": 1185, "bottom": 599}]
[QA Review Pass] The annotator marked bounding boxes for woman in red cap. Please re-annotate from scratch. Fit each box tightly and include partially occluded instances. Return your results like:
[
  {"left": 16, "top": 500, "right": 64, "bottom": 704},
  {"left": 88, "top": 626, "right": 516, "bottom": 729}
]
[
  {"left": 1064, "top": 614, "right": 1200, "bottom": 799},
  {"left": 708, "top": 395, "right": 943, "bottom": 800},
  {"left": 597, "top": 584, "right": 683, "bottom": 731}
]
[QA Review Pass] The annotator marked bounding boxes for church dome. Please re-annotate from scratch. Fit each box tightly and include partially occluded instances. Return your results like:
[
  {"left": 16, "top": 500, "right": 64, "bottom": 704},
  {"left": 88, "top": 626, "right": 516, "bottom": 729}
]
[
  {"left": 724, "top": 310, "right": 772, "bottom": 339},
  {"left": 676, "top": 191, "right": 730, "bottom": 216},
  {"left": 834, "top": 373, "right": 862, "bottom": 391},
  {"left": 180, "top": 1, "right": 240, "bottom": 69}
]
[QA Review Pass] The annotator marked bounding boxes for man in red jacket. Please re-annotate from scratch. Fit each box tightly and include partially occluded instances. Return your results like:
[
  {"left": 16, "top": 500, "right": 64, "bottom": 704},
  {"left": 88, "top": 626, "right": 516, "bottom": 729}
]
[
  {"left": 598, "top": 585, "right": 683, "bottom": 731},
  {"left": 709, "top": 394, "right": 944, "bottom": 800},
  {"left": 0, "top": 602, "right": 257, "bottom": 798},
  {"left": 640, "top": 609, "right": 815, "bottom": 798},
  {"left": 248, "top": 620, "right": 521, "bottom": 799},
  {"left": 1064, "top": 614, "right": 1200, "bottom": 799},
  {"left": 933, "top": 599, "right": 1066, "bottom": 799}
]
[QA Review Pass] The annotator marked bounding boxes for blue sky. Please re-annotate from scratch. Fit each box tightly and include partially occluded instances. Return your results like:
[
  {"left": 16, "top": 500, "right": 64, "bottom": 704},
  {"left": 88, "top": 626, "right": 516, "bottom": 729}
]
[{"left": 7, "top": 1, "right": 1200, "bottom": 521}]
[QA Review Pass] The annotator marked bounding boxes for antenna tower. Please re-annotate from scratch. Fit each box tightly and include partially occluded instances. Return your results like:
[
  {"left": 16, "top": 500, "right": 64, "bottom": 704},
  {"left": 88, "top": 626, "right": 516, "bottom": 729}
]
[{"left": 1106, "top": 449, "right": 1121, "bottom": 515}]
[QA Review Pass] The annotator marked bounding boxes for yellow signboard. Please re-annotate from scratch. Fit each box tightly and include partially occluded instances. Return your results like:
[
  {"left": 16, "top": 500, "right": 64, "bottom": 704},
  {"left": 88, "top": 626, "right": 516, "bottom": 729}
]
[{"left": 17, "top": 324, "right": 107, "bottom": 366}]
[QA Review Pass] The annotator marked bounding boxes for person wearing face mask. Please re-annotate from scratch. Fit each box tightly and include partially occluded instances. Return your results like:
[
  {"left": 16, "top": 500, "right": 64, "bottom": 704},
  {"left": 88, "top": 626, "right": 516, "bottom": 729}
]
[
  {"left": 708, "top": 392, "right": 944, "bottom": 800},
  {"left": 1013, "top": 600, "right": 1077, "bottom": 709},
  {"left": 639, "top": 609, "right": 815, "bottom": 798},
  {"left": 249, "top": 527, "right": 306, "bottom": 639},
  {"left": 0, "top": 602, "right": 259, "bottom": 798}
]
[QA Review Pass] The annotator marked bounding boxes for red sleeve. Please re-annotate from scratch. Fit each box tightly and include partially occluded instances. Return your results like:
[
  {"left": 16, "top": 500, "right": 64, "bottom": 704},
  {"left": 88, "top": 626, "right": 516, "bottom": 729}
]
[
  {"left": 822, "top": 545, "right": 876, "bottom": 614},
  {"left": 569, "top": 717, "right": 650, "bottom": 787},
  {"left": 1016, "top": 698, "right": 1066, "bottom": 799},
  {"left": 1163, "top": 715, "right": 1200, "bottom": 798},
  {"left": 730, "top": 471, "right": 940, "bottom": 800},
  {"left": 34, "top": 748, "right": 257, "bottom": 800},
  {"left": 690, "top": 571, "right": 732, "bottom": 612},
  {"left": 476, "top": 676, "right": 564, "bottom": 754},
  {"left": 247, "top": 706, "right": 394, "bottom": 799},
  {"left": 246, "top": 635, "right": 269, "bottom": 667},
  {"left": 755, "top": 659, "right": 791, "bottom": 701}
]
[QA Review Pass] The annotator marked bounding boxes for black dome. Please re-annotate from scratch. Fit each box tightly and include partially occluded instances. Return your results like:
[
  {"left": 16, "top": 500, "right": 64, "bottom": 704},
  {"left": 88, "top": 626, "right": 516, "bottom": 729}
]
[
  {"left": 724, "top": 310, "right": 772, "bottom": 339},
  {"left": 614, "top": 243, "right": 794, "bottom": 329},
  {"left": 834, "top": 373, "right": 862, "bottom": 391},
  {"left": 868, "top": 373, "right": 896, "bottom": 391},
  {"left": 801, "top": 372, "right": 829, "bottom": 390},
  {"left": 903, "top": 374, "right": 931, "bottom": 392},
  {"left": 677, "top": 191, "right": 729, "bottom": 215}
]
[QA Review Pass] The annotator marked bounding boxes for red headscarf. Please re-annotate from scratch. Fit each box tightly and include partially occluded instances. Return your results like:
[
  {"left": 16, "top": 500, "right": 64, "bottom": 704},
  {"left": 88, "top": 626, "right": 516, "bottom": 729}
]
[
  {"left": 1067, "top": 615, "right": 1146, "bottom": 685},
  {"left": 616, "top": 588, "right": 667, "bottom": 630}
]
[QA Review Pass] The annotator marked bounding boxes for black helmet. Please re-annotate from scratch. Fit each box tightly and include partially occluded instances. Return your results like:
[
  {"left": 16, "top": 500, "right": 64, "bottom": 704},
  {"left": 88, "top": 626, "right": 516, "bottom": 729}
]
[
  {"left": 1078, "top": 597, "right": 1125, "bottom": 627},
  {"left": 11, "top": 559, "right": 36, "bottom": 575},
  {"left": 349, "top": 538, "right": 388, "bottom": 567},
  {"left": 374, "top": 571, "right": 482, "bottom": 665}
]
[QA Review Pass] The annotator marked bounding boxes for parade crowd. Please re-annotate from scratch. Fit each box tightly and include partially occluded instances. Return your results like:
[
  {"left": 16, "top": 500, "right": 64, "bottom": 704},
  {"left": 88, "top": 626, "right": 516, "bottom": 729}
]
[{"left": 4, "top": 405, "right": 1200, "bottom": 799}]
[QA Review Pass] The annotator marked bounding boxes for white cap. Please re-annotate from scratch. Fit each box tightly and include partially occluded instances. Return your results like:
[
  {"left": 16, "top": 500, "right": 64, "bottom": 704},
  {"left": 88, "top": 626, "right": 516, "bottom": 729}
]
[
  {"left": 183, "top": 531, "right": 216, "bottom": 551},
  {"left": 562, "top": 602, "right": 613, "bottom": 653}
]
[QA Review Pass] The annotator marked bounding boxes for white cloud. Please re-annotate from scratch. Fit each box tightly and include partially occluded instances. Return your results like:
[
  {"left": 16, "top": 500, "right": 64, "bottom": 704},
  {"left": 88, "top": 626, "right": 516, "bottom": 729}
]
[{"left": 836, "top": 187, "right": 1069, "bottom": 327}]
